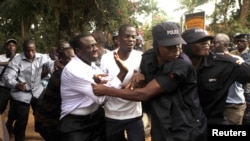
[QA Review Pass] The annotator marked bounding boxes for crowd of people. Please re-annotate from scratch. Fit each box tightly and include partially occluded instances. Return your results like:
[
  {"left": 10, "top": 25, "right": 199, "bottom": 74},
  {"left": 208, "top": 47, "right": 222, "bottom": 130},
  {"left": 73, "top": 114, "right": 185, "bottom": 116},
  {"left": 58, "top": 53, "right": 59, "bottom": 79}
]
[{"left": 0, "top": 21, "right": 250, "bottom": 141}]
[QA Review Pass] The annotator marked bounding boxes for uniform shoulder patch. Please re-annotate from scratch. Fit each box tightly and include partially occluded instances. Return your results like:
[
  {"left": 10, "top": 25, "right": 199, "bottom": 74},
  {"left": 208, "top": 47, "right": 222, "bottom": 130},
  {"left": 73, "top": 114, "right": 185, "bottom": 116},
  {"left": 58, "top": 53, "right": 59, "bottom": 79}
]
[{"left": 212, "top": 54, "right": 238, "bottom": 64}]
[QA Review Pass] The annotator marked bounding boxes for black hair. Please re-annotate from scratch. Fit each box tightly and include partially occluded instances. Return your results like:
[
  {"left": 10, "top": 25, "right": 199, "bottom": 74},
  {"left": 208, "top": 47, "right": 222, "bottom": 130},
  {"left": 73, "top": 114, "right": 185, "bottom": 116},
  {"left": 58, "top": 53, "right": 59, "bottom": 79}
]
[
  {"left": 57, "top": 39, "right": 69, "bottom": 48},
  {"left": 118, "top": 23, "right": 135, "bottom": 36},
  {"left": 153, "top": 40, "right": 160, "bottom": 55},
  {"left": 70, "top": 33, "right": 92, "bottom": 49},
  {"left": 22, "top": 39, "right": 35, "bottom": 49},
  {"left": 58, "top": 47, "right": 73, "bottom": 59},
  {"left": 91, "top": 31, "right": 106, "bottom": 44}
]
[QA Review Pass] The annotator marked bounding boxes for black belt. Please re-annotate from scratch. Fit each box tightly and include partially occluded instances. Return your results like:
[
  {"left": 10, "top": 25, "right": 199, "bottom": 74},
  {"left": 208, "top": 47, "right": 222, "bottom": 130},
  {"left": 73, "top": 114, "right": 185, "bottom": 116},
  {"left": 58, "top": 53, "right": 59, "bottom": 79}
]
[{"left": 0, "top": 85, "right": 10, "bottom": 89}]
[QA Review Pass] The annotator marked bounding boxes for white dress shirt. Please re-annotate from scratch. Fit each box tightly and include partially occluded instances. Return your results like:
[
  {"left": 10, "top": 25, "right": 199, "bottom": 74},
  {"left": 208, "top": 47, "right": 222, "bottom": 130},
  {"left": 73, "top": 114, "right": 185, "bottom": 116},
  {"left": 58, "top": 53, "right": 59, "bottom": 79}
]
[
  {"left": 0, "top": 54, "right": 13, "bottom": 87},
  {"left": 60, "top": 56, "right": 121, "bottom": 119}
]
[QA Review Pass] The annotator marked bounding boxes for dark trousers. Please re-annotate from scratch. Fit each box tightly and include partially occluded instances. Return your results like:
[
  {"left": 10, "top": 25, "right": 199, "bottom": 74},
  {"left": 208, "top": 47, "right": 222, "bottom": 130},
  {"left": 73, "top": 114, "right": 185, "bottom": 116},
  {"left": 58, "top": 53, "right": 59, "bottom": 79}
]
[
  {"left": 105, "top": 117, "right": 145, "bottom": 141},
  {"left": 13, "top": 97, "right": 39, "bottom": 141},
  {"left": 243, "top": 93, "right": 250, "bottom": 124},
  {"left": 0, "top": 86, "right": 11, "bottom": 114},
  {"left": 0, "top": 86, "right": 15, "bottom": 131},
  {"left": 6, "top": 98, "right": 15, "bottom": 131},
  {"left": 59, "top": 106, "right": 106, "bottom": 141},
  {"left": 36, "top": 123, "right": 61, "bottom": 141}
]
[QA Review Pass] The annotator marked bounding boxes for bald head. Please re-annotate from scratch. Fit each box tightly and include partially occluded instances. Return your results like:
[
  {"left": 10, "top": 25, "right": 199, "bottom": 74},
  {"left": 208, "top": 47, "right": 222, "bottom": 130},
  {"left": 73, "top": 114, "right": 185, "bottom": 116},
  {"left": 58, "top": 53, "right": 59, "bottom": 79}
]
[
  {"left": 214, "top": 33, "right": 230, "bottom": 45},
  {"left": 211, "top": 33, "right": 230, "bottom": 53}
]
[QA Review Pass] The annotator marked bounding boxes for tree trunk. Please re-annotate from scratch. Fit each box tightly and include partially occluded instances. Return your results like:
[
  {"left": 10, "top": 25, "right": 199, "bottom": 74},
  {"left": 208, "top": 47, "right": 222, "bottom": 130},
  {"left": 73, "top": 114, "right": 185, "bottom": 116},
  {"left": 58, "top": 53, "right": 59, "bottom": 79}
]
[
  {"left": 239, "top": 0, "right": 250, "bottom": 26},
  {"left": 21, "top": 17, "right": 25, "bottom": 38}
]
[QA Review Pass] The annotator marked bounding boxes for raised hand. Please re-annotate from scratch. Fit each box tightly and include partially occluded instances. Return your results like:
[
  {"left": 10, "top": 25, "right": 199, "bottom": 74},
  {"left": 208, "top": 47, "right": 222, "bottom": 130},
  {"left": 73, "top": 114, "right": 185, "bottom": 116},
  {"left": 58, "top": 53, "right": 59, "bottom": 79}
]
[
  {"left": 113, "top": 52, "right": 128, "bottom": 82},
  {"left": 114, "top": 52, "right": 128, "bottom": 74}
]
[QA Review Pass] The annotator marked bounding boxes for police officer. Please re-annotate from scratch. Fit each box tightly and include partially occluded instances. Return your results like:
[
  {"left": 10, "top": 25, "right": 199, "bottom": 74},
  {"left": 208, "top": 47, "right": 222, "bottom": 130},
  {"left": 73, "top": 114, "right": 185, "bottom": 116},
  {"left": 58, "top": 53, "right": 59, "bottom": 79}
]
[{"left": 181, "top": 28, "right": 250, "bottom": 125}]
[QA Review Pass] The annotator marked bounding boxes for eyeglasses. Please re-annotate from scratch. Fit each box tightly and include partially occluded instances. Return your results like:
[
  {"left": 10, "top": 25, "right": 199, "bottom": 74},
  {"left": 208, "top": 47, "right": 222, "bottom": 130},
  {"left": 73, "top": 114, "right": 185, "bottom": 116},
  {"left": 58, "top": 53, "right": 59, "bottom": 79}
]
[
  {"left": 235, "top": 40, "right": 247, "bottom": 43},
  {"left": 85, "top": 43, "right": 98, "bottom": 50}
]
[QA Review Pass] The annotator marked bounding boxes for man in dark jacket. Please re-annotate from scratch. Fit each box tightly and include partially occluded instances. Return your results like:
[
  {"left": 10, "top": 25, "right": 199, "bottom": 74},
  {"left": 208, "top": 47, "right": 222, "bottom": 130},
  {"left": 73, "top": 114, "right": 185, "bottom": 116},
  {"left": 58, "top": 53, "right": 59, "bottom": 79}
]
[{"left": 181, "top": 28, "right": 250, "bottom": 125}]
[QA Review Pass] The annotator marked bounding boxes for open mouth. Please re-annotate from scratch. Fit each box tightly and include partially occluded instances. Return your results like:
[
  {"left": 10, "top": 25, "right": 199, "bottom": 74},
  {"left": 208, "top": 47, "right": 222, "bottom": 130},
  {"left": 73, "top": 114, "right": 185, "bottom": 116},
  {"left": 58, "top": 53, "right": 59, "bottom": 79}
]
[
  {"left": 92, "top": 52, "right": 98, "bottom": 57},
  {"left": 127, "top": 43, "right": 134, "bottom": 48}
]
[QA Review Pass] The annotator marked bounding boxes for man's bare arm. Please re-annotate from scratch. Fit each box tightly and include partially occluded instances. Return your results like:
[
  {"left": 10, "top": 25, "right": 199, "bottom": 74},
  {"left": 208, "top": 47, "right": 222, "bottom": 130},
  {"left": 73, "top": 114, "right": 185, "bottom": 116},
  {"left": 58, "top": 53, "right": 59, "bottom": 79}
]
[
  {"left": 0, "top": 62, "right": 9, "bottom": 66},
  {"left": 92, "top": 79, "right": 163, "bottom": 101}
]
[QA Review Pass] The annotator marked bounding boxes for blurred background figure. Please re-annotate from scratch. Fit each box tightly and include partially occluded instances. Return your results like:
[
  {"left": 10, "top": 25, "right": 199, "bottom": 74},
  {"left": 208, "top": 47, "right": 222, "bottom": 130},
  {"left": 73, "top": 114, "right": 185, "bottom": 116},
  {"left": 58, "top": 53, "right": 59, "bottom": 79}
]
[
  {"left": 134, "top": 35, "right": 144, "bottom": 51},
  {"left": 41, "top": 47, "right": 59, "bottom": 89},
  {"left": 107, "top": 31, "right": 120, "bottom": 51},
  {"left": 91, "top": 31, "right": 110, "bottom": 67},
  {"left": 35, "top": 44, "right": 74, "bottom": 141}
]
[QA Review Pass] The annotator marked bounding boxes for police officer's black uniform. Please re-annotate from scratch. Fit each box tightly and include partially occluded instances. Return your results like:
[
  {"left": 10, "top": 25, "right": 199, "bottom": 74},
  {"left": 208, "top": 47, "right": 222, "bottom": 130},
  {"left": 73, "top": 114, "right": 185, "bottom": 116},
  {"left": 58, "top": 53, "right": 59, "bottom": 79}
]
[
  {"left": 140, "top": 49, "right": 207, "bottom": 141},
  {"left": 196, "top": 52, "right": 250, "bottom": 125}
]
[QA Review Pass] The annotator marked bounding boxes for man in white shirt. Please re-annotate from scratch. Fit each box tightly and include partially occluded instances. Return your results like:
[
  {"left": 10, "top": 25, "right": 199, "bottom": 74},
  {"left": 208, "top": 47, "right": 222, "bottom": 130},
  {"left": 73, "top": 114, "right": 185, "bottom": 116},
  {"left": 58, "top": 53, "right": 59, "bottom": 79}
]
[
  {"left": 100, "top": 24, "right": 144, "bottom": 141},
  {"left": 59, "top": 33, "right": 128, "bottom": 141}
]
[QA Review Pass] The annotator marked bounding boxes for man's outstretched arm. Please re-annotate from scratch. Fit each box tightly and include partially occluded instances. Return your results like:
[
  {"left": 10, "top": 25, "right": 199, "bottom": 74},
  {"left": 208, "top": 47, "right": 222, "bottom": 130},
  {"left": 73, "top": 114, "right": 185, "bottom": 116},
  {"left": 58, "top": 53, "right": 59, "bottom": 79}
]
[{"left": 92, "top": 79, "right": 164, "bottom": 101}]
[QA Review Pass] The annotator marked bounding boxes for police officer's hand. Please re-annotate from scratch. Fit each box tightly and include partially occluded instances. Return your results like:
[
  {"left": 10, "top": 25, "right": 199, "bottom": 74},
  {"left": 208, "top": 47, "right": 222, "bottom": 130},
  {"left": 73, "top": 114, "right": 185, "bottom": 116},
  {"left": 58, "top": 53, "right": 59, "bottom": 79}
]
[
  {"left": 92, "top": 83, "right": 108, "bottom": 96},
  {"left": 54, "top": 59, "right": 64, "bottom": 71},
  {"left": 124, "top": 70, "right": 145, "bottom": 90},
  {"left": 224, "top": 52, "right": 243, "bottom": 64}
]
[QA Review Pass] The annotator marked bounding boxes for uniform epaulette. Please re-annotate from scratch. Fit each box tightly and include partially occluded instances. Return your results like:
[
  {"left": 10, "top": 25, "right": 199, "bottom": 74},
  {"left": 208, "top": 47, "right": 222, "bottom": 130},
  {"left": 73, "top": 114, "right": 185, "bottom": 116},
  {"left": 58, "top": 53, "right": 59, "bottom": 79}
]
[
  {"left": 211, "top": 53, "right": 239, "bottom": 64},
  {"left": 143, "top": 48, "right": 154, "bottom": 54},
  {"left": 230, "top": 50, "right": 239, "bottom": 54},
  {"left": 142, "top": 48, "right": 155, "bottom": 57},
  {"left": 240, "top": 50, "right": 250, "bottom": 61}
]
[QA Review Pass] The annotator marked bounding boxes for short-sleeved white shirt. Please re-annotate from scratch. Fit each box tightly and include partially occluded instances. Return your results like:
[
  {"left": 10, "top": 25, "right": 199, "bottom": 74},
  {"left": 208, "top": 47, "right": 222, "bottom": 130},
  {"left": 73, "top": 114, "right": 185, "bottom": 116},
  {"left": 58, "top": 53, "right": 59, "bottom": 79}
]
[{"left": 100, "top": 49, "right": 143, "bottom": 120}]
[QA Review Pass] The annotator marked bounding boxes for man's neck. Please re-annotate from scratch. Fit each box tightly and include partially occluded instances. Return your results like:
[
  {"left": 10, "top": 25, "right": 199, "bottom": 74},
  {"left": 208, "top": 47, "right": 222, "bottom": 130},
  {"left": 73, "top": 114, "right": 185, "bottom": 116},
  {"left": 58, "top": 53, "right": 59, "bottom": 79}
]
[
  {"left": 190, "top": 56, "right": 203, "bottom": 70},
  {"left": 117, "top": 48, "right": 131, "bottom": 61},
  {"left": 6, "top": 53, "right": 15, "bottom": 58},
  {"left": 238, "top": 47, "right": 248, "bottom": 54}
]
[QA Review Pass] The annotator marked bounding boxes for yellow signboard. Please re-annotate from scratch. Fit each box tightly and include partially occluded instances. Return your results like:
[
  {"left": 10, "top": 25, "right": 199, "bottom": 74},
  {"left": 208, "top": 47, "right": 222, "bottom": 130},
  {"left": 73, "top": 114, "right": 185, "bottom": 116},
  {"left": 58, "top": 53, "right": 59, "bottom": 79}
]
[{"left": 185, "top": 12, "right": 205, "bottom": 30}]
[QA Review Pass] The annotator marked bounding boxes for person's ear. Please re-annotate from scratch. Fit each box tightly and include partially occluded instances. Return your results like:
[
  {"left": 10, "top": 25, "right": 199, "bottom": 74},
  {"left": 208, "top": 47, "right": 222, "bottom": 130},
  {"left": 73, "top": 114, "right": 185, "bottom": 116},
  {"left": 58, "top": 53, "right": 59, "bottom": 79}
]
[{"left": 74, "top": 48, "right": 81, "bottom": 54}]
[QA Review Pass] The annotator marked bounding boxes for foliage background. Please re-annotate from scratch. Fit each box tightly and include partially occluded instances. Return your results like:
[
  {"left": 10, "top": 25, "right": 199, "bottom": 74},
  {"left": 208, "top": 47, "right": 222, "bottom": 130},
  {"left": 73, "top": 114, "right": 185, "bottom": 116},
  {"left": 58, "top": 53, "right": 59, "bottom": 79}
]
[{"left": 0, "top": 0, "right": 249, "bottom": 53}]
